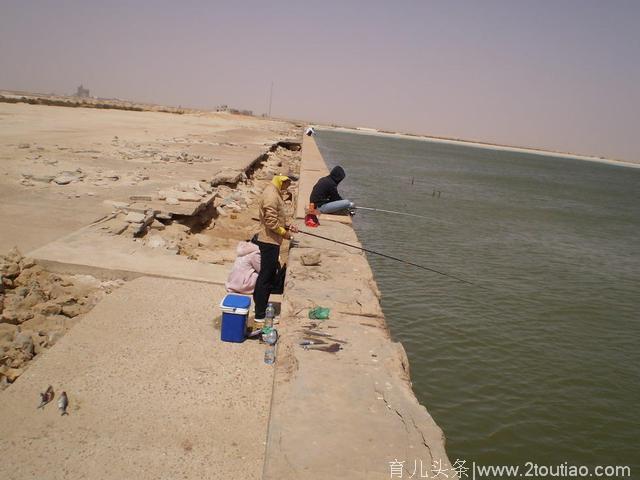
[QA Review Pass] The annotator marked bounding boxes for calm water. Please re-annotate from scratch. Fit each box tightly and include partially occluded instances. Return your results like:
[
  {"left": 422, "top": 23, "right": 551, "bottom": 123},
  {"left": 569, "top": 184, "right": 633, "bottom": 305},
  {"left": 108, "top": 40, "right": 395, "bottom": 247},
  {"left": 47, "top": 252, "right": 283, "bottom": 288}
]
[{"left": 315, "top": 131, "right": 640, "bottom": 472}]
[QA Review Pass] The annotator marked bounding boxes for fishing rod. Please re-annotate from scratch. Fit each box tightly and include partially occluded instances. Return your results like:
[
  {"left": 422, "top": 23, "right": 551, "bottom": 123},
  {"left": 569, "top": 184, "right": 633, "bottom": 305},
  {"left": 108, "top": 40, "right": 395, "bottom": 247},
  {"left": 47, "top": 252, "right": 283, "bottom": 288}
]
[
  {"left": 354, "top": 206, "right": 455, "bottom": 225},
  {"left": 298, "top": 229, "right": 473, "bottom": 285}
]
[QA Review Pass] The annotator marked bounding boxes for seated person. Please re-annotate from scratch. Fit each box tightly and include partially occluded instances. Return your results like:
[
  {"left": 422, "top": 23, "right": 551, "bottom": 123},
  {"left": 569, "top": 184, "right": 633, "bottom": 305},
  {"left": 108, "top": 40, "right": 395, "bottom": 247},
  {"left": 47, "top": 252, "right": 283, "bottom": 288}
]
[{"left": 309, "top": 165, "right": 354, "bottom": 214}]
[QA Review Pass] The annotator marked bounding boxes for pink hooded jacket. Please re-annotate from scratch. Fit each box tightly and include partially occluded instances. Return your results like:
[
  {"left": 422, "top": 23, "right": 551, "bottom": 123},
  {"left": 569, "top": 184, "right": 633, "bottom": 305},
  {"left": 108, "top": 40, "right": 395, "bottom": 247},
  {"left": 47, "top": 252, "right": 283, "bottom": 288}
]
[{"left": 225, "top": 241, "right": 261, "bottom": 294}]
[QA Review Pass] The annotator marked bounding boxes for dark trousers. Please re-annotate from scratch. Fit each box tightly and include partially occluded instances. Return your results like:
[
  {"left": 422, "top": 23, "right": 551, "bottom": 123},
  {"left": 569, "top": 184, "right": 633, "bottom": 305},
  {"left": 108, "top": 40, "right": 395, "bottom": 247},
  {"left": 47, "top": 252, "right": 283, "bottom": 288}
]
[{"left": 253, "top": 239, "right": 280, "bottom": 319}]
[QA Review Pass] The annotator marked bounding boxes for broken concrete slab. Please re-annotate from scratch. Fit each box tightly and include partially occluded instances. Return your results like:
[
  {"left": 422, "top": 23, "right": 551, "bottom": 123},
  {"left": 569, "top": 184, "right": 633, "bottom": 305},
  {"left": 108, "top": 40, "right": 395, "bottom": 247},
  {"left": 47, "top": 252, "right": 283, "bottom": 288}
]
[
  {"left": 27, "top": 224, "right": 229, "bottom": 285},
  {"left": 125, "top": 212, "right": 146, "bottom": 223},
  {"left": 159, "top": 187, "right": 207, "bottom": 202},
  {"left": 128, "top": 190, "right": 218, "bottom": 217}
]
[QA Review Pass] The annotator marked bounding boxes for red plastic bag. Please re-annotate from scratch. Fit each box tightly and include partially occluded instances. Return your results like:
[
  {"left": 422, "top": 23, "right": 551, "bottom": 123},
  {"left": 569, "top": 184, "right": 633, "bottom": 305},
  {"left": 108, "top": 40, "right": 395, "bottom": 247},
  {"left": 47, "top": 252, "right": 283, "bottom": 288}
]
[{"left": 305, "top": 214, "right": 320, "bottom": 227}]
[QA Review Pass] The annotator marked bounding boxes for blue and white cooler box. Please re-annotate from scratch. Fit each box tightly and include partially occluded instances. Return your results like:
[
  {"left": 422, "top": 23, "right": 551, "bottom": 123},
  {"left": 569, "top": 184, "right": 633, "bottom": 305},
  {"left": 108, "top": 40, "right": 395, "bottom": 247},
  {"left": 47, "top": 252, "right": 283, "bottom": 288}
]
[{"left": 220, "top": 294, "right": 251, "bottom": 343}]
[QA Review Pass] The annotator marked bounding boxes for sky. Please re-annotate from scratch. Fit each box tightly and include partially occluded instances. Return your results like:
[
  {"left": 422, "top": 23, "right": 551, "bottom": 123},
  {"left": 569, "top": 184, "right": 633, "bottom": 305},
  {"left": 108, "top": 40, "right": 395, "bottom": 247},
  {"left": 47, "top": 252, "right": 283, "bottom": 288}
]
[{"left": 1, "top": 0, "right": 639, "bottom": 161}]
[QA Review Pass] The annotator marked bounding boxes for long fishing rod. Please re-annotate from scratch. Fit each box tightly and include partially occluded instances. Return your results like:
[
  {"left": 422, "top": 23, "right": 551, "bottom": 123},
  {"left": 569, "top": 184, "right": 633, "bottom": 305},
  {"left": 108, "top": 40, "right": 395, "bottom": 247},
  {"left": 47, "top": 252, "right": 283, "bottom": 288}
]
[
  {"left": 298, "top": 229, "right": 473, "bottom": 285},
  {"left": 354, "top": 206, "right": 455, "bottom": 225}
]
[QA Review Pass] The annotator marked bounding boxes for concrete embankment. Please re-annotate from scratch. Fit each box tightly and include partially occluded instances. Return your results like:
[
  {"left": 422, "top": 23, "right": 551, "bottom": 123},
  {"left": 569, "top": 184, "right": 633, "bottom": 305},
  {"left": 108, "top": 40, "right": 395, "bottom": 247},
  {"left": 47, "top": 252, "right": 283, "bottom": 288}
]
[{"left": 262, "top": 136, "right": 456, "bottom": 479}]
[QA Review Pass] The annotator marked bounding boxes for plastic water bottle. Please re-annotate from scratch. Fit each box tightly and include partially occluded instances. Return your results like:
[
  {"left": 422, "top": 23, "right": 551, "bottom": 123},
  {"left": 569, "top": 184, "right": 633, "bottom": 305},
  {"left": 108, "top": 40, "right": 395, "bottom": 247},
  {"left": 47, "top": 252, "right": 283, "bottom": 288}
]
[
  {"left": 265, "top": 303, "right": 275, "bottom": 329},
  {"left": 264, "top": 345, "right": 276, "bottom": 365},
  {"left": 262, "top": 327, "right": 278, "bottom": 345},
  {"left": 263, "top": 304, "right": 277, "bottom": 365}
]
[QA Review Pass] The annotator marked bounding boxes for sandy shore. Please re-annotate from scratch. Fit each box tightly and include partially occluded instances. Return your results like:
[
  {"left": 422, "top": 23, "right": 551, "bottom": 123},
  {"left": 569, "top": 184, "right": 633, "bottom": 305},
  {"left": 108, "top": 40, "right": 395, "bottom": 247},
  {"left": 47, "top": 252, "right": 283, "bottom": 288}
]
[{"left": 323, "top": 126, "right": 640, "bottom": 168}]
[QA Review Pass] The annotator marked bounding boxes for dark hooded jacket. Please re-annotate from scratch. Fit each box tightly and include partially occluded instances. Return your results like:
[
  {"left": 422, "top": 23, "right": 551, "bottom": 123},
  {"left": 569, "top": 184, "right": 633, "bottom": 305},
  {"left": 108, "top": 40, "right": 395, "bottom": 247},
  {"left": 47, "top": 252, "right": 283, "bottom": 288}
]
[{"left": 309, "top": 166, "right": 346, "bottom": 207}]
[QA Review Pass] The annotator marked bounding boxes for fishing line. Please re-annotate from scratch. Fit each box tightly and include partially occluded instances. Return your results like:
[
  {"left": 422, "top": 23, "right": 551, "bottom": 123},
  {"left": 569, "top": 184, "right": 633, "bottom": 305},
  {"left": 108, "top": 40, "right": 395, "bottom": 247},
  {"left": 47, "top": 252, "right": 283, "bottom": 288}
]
[
  {"left": 349, "top": 207, "right": 553, "bottom": 307},
  {"left": 298, "top": 229, "right": 547, "bottom": 310},
  {"left": 354, "top": 206, "right": 455, "bottom": 225},
  {"left": 298, "top": 230, "right": 473, "bottom": 285}
]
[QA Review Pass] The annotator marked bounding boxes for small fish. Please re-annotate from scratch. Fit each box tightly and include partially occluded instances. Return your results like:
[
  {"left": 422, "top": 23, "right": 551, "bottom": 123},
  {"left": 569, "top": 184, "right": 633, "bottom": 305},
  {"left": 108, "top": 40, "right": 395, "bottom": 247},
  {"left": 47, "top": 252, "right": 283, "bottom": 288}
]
[
  {"left": 58, "top": 391, "right": 69, "bottom": 416},
  {"left": 37, "top": 385, "right": 54, "bottom": 409}
]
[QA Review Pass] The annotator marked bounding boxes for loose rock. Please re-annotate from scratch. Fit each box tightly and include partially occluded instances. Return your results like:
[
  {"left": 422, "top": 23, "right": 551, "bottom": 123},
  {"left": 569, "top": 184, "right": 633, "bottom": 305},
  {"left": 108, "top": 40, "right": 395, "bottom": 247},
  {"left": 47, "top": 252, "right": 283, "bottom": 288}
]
[
  {"left": 147, "top": 235, "right": 167, "bottom": 249},
  {"left": 300, "top": 251, "right": 322, "bottom": 266},
  {"left": 149, "top": 219, "right": 166, "bottom": 230},
  {"left": 53, "top": 171, "right": 82, "bottom": 185},
  {"left": 61, "top": 303, "right": 84, "bottom": 318},
  {"left": 0, "top": 366, "right": 24, "bottom": 383}
]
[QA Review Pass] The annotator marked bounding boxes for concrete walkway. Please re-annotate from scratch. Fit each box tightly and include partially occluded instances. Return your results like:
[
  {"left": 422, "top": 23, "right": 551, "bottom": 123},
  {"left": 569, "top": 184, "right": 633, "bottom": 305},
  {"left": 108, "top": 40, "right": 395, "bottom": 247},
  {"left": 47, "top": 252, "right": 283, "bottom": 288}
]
[
  {"left": 0, "top": 276, "right": 272, "bottom": 480},
  {"left": 262, "top": 137, "right": 456, "bottom": 479}
]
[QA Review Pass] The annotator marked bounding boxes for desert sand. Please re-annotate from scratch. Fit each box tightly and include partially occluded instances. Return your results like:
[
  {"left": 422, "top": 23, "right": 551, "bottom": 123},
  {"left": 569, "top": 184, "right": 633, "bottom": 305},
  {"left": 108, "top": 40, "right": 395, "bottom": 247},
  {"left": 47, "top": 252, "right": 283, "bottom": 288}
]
[{"left": 0, "top": 102, "right": 296, "bottom": 252}]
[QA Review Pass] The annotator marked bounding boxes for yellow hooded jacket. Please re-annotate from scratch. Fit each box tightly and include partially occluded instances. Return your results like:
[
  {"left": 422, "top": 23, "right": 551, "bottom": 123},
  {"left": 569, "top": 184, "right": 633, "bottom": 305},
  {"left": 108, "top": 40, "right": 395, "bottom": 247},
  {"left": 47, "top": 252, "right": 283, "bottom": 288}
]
[{"left": 257, "top": 175, "right": 290, "bottom": 246}]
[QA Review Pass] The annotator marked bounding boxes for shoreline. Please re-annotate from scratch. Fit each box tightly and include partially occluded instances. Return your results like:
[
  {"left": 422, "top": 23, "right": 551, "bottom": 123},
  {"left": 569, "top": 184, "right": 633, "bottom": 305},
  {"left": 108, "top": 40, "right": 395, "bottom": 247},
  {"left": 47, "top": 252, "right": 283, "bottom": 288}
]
[
  {"left": 262, "top": 135, "right": 456, "bottom": 479},
  {"left": 321, "top": 125, "right": 640, "bottom": 169}
]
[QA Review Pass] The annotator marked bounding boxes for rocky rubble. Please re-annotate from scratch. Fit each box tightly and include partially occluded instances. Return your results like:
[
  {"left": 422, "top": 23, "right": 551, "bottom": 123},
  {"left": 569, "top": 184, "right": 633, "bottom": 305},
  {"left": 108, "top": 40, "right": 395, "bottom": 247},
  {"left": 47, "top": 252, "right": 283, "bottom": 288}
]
[
  {"left": 80, "top": 144, "right": 300, "bottom": 269},
  {"left": 0, "top": 247, "right": 124, "bottom": 389},
  {"left": 19, "top": 165, "right": 151, "bottom": 189}
]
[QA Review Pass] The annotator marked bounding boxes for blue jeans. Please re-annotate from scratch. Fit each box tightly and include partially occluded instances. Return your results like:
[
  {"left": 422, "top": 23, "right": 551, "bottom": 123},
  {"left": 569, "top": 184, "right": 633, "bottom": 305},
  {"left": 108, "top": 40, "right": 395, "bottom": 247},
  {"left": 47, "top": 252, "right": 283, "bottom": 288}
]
[{"left": 318, "top": 199, "right": 354, "bottom": 214}]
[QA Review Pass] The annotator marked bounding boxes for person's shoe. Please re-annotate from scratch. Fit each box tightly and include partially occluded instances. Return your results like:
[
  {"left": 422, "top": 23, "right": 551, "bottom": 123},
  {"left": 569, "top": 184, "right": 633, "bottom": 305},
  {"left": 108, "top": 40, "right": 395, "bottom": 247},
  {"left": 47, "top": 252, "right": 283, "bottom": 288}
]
[{"left": 253, "top": 317, "right": 279, "bottom": 325}]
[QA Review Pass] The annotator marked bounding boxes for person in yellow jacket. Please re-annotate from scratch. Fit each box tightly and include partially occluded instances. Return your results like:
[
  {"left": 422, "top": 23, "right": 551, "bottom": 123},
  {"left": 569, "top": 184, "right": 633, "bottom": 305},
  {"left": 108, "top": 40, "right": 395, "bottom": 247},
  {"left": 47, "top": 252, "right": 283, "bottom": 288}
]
[{"left": 253, "top": 174, "right": 298, "bottom": 322}]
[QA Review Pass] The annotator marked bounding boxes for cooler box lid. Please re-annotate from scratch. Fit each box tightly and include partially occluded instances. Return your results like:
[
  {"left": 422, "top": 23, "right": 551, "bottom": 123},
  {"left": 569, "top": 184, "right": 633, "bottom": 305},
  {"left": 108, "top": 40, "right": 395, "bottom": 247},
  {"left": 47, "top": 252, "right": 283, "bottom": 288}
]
[{"left": 220, "top": 294, "right": 251, "bottom": 315}]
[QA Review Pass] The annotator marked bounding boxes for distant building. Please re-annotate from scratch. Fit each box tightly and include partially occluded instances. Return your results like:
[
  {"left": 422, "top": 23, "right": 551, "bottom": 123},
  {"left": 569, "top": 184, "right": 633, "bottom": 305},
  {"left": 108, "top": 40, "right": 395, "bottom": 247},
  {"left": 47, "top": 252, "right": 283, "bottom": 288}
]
[
  {"left": 75, "top": 85, "right": 90, "bottom": 98},
  {"left": 215, "top": 104, "right": 253, "bottom": 116}
]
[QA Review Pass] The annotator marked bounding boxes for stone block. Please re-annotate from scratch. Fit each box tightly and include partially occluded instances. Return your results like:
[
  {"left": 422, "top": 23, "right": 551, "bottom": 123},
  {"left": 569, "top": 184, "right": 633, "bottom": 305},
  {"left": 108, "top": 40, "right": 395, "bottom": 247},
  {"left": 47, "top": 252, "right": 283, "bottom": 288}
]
[{"left": 125, "top": 212, "right": 146, "bottom": 224}]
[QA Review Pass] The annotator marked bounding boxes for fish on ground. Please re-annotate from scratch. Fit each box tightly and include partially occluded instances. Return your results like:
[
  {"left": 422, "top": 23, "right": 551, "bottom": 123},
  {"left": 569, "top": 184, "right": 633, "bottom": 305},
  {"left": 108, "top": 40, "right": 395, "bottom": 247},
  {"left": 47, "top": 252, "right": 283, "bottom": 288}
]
[
  {"left": 37, "top": 385, "right": 54, "bottom": 409},
  {"left": 58, "top": 391, "right": 69, "bottom": 416}
]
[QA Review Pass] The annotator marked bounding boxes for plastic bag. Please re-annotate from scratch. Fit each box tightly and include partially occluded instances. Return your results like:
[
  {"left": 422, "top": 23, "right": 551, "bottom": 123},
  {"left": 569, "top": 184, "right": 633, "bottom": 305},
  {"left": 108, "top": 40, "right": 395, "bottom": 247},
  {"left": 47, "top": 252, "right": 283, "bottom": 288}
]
[
  {"left": 305, "top": 213, "right": 320, "bottom": 227},
  {"left": 308, "top": 306, "right": 330, "bottom": 320}
]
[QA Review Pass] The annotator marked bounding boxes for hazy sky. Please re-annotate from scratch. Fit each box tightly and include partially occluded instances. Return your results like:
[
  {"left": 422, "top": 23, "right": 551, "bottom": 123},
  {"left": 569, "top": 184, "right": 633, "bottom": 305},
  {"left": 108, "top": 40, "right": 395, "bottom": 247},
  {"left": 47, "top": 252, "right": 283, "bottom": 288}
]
[{"left": 1, "top": 0, "right": 639, "bottom": 161}]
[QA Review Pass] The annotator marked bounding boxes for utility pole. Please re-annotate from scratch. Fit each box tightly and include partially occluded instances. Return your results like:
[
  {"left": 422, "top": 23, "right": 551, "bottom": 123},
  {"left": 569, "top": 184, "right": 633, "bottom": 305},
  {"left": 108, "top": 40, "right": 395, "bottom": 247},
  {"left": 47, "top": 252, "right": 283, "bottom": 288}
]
[{"left": 268, "top": 81, "right": 273, "bottom": 117}]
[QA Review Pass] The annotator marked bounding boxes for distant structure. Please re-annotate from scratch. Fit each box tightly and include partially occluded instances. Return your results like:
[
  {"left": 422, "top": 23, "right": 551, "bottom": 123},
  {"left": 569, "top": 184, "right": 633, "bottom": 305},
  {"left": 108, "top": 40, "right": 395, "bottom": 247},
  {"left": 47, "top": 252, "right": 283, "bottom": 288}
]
[
  {"left": 75, "top": 85, "right": 90, "bottom": 98},
  {"left": 215, "top": 104, "right": 253, "bottom": 116}
]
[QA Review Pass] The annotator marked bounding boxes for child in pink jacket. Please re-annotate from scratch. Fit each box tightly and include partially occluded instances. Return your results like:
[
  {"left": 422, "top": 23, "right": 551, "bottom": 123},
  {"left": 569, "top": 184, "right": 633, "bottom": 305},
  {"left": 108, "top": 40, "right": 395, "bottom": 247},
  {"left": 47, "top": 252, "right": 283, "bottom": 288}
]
[{"left": 225, "top": 241, "right": 261, "bottom": 294}]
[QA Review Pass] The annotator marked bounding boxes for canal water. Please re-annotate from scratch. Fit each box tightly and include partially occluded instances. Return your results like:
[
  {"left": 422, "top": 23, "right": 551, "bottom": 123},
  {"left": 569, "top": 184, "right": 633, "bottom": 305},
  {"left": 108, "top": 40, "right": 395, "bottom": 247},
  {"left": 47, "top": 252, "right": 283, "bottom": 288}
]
[{"left": 315, "top": 130, "right": 640, "bottom": 472}]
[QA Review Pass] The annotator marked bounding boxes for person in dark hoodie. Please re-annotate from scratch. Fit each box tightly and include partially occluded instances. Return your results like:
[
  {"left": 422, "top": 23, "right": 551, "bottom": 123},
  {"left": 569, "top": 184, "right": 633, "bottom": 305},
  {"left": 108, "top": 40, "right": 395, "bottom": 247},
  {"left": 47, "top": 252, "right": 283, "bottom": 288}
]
[{"left": 309, "top": 165, "right": 354, "bottom": 214}]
